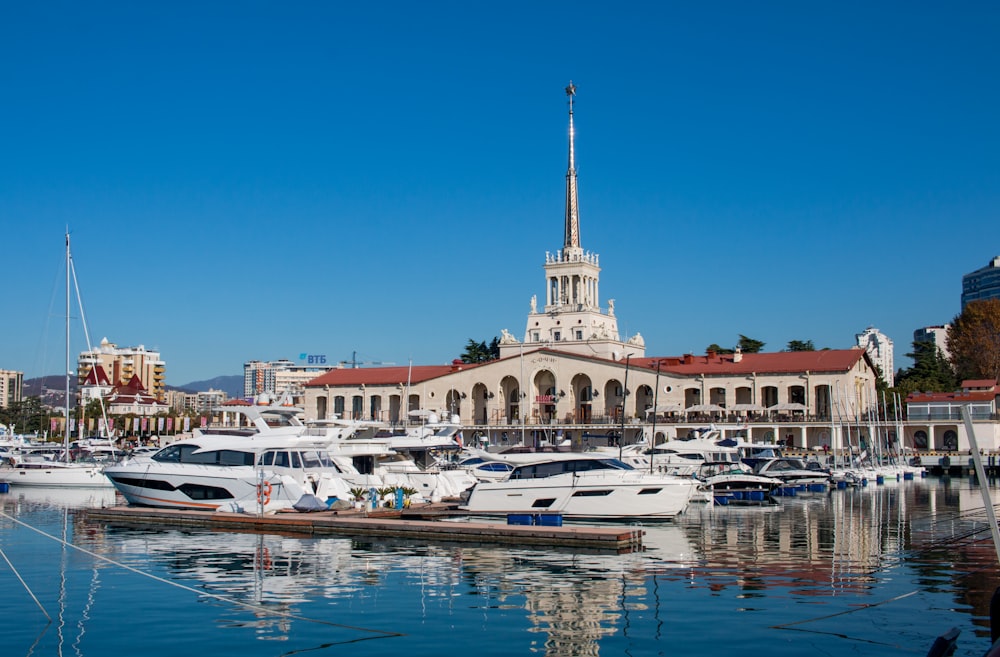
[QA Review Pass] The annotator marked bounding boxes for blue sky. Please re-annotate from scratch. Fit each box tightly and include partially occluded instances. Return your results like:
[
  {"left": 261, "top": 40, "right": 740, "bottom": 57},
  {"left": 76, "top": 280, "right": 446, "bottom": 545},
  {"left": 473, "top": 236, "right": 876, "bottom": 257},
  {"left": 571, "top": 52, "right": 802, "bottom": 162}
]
[{"left": 3, "top": 2, "right": 998, "bottom": 384}]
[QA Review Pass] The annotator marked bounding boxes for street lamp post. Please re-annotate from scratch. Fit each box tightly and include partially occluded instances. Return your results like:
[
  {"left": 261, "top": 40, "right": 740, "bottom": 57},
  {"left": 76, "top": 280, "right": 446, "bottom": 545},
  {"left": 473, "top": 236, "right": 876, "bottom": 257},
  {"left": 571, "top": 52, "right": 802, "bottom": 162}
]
[
  {"left": 619, "top": 354, "right": 631, "bottom": 460},
  {"left": 650, "top": 359, "right": 662, "bottom": 474}
]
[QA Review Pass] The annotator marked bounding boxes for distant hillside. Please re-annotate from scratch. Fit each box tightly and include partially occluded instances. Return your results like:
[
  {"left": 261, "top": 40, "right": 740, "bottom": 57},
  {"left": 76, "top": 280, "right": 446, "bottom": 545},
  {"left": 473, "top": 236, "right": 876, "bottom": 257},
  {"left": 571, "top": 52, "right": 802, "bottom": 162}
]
[
  {"left": 172, "top": 375, "right": 243, "bottom": 399},
  {"left": 23, "top": 375, "right": 75, "bottom": 409},
  {"left": 26, "top": 374, "right": 245, "bottom": 402}
]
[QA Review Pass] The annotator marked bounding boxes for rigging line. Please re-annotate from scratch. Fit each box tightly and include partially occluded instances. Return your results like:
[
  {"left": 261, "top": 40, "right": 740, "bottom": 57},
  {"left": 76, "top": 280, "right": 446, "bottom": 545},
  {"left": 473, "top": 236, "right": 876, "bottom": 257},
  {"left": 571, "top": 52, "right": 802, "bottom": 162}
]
[
  {"left": 0, "top": 543, "right": 51, "bottom": 620},
  {"left": 770, "top": 590, "right": 918, "bottom": 629},
  {"left": 0, "top": 511, "right": 404, "bottom": 639}
]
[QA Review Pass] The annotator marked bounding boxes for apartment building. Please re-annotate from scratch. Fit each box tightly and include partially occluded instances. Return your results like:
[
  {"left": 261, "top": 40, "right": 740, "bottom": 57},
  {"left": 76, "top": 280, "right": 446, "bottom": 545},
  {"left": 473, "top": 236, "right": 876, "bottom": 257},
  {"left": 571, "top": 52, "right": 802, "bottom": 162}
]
[
  {"left": 78, "top": 338, "right": 166, "bottom": 401},
  {"left": 0, "top": 369, "right": 23, "bottom": 409}
]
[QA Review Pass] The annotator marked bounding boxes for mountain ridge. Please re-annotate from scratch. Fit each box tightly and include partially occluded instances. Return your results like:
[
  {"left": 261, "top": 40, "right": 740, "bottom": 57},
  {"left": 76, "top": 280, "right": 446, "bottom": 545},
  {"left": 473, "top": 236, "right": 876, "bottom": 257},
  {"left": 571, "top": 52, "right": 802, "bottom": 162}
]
[{"left": 24, "top": 374, "right": 245, "bottom": 402}]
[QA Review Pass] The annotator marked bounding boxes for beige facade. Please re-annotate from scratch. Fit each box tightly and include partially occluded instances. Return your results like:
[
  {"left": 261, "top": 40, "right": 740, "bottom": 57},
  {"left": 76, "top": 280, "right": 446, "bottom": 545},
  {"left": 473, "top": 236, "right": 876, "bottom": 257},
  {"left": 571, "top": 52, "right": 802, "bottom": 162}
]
[{"left": 302, "top": 347, "right": 880, "bottom": 450}]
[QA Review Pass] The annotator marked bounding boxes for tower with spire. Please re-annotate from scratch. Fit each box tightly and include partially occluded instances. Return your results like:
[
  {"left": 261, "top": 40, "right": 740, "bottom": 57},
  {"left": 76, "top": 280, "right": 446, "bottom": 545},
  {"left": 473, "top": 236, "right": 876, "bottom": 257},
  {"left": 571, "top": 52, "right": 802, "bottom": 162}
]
[{"left": 498, "top": 83, "right": 645, "bottom": 361}]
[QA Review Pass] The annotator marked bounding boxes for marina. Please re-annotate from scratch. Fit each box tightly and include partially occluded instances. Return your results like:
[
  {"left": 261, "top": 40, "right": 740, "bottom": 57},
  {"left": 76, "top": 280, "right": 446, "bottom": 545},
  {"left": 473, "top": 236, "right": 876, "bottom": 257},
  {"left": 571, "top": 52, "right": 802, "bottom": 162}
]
[
  {"left": 0, "top": 13, "right": 996, "bottom": 657},
  {"left": 3, "top": 474, "right": 1000, "bottom": 656}
]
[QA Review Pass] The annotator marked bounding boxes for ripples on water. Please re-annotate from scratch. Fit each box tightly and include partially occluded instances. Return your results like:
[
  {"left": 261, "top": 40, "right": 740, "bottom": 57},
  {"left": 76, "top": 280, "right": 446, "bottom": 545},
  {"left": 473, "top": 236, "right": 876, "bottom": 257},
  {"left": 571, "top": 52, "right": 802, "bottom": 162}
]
[{"left": 2, "top": 478, "right": 999, "bottom": 656}]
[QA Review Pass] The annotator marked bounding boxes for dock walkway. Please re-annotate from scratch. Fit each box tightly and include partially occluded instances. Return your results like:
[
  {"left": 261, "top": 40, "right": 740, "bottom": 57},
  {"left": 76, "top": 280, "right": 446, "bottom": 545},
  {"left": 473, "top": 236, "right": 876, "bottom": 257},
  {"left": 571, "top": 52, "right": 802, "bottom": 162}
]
[{"left": 80, "top": 506, "right": 643, "bottom": 553}]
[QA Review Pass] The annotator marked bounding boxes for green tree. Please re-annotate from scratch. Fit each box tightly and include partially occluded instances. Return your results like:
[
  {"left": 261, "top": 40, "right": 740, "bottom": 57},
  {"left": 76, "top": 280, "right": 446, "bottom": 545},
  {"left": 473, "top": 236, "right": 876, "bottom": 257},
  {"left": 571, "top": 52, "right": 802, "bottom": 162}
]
[
  {"left": 705, "top": 343, "right": 734, "bottom": 355},
  {"left": 894, "top": 341, "right": 957, "bottom": 395},
  {"left": 460, "top": 337, "right": 500, "bottom": 364},
  {"left": 947, "top": 299, "right": 1000, "bottom": 382},
  {"left": 0, "top": 396, "right": 47, "bottom": 434},
  {"left": 737, "top": 335, "right": 765, "bottom": 353},
  {"left": 786, "top": 340, "right": 815, "bottom": 352}
]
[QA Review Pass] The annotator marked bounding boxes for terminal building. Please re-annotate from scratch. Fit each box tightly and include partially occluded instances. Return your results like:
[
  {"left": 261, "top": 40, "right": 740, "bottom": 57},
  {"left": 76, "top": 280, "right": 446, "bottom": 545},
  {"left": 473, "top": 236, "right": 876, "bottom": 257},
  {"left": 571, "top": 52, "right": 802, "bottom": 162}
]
[{"left": 302, "top": 85, "right": 996, "bottom": 456}]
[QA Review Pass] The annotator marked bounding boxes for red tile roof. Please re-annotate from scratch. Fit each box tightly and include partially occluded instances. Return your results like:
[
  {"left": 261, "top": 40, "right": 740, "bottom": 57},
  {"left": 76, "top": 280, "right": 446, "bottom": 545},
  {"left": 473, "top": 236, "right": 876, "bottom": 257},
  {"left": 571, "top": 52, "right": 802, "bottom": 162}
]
[
  {"left": 303, "top": 348, "right": 869, "bottom": 386},
  {"left": 81, "top": 365, "right": 111, "bottom": 386},
  {"left": 639, "top": 349, "right": 868, "bottom": 376},
  {"left": 961, "top": 379, "right": 997, "bottom": 389},
  {"left": 307, "top": 362, "right": 480, "bottom": 387}
]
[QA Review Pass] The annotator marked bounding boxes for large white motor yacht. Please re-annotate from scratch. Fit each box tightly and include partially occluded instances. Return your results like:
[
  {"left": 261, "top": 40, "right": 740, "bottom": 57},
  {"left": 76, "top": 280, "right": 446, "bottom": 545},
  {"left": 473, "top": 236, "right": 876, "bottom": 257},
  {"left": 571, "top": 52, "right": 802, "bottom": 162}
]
[
  {"left": 104, "top": 404, "right": 373, "bottom": 511},
  {"left": 460, "top": 454, "right": 697, "bottom": 519}
]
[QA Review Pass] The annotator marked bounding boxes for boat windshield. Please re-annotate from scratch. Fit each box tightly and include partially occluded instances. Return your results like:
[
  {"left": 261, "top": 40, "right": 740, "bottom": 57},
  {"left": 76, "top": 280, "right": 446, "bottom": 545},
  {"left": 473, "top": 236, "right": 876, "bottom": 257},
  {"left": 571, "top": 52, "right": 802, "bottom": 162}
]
[
  {"left": 764, "top": 458, "right": 807, "bottom": 472},
  {"left": 510, "top": 458, "right": 634, "bottom": 480},
  {"left": 153, "top": 444, "right": 255, "bottom": 466}
]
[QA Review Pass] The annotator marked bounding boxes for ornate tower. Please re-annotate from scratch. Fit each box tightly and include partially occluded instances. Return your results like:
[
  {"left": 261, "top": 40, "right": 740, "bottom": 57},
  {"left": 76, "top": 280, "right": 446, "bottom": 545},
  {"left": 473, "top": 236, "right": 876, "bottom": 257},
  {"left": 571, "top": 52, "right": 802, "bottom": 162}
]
[{"left": 499, "top": 83, "right": 645, "bottom": 360}]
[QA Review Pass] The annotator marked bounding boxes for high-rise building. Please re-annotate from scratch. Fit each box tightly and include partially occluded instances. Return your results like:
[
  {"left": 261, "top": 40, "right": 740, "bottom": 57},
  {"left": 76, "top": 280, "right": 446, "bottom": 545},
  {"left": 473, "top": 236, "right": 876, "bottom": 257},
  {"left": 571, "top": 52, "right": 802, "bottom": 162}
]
[
  {"left": 243, "top": 360, "right": 328, "bottom": 400},
  {"left": 914, "top": 325, "right": 951, "bottom": 361},
  {"left": 77, "top": 338, "right": 166, "bottom": 401},
  {"left": 0, "top": 369, "right": 23, "bottom": 409},
  {"left": 856, "top": 326, "right": 894, "bottom": 386},
  {"left": 962, "top": 256, "right": 1000, "bottom": 309}
]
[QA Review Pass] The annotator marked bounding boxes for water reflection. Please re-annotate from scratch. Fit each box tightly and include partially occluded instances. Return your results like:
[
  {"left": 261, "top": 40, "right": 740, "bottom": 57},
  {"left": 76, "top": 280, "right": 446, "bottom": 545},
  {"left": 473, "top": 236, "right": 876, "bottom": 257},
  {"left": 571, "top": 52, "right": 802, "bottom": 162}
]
[{"left": 3, "top": 477, "right": 1000, "bottom": 657}]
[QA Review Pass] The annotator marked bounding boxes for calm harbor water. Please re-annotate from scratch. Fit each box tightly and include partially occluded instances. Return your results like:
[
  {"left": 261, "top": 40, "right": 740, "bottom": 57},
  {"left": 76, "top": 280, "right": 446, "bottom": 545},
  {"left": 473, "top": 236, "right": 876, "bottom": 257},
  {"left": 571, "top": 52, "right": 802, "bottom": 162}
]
[{"left": 2, "top": 478, "right": 999, "bottom": 657}]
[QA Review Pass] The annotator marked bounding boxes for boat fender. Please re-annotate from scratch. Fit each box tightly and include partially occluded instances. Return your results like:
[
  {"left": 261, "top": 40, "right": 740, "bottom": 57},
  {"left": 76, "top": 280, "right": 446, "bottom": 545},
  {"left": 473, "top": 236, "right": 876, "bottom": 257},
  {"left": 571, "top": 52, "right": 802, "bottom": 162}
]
[{"left": 257, "top": 481, "right": 273, "bottom": 505}]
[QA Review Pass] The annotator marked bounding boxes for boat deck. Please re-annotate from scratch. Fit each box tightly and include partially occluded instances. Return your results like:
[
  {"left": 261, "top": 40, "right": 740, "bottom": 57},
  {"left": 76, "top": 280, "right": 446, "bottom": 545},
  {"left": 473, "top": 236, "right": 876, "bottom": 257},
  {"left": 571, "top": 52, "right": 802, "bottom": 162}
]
[{"left": 80, "top": 505, "right": 644, "bottom": 553}]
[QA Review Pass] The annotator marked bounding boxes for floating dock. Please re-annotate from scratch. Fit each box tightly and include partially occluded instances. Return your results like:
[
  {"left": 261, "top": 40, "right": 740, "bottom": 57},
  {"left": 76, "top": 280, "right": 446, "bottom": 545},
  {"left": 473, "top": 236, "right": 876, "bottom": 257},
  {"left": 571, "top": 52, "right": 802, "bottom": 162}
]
[{"left": 80, "top": 506, "right": 644, "bottom": 553}]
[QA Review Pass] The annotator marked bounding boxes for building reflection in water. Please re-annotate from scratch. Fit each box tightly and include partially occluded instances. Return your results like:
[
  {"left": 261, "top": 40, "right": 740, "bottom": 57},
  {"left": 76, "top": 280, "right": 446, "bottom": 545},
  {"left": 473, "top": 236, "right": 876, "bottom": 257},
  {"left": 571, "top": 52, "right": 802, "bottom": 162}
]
[{"left": 15, "top": 477, "right": 999, "bottom": 656}]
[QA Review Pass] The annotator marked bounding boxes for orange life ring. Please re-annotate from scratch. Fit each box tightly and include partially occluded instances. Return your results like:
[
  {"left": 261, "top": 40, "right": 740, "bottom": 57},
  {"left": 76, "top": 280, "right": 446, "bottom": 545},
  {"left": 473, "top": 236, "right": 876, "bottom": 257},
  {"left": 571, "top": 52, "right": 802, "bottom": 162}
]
[{"left": 257, "top": 481, "right": 273, "bottom": 505}]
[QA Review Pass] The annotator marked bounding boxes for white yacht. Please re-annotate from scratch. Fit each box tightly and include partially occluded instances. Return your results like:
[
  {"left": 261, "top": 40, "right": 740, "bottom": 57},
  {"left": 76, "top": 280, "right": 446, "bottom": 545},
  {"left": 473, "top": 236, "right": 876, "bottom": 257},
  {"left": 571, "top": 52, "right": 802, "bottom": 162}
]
[
  {"left": 361, "top": 412, "right": 478, "bottom": 501},
  {"left": 1, "top": 457, "right": 114, "bottom": 488},
  {"left": 460, "top": 455, "right": 697, "bottom": 519},
  {"left": 748, "top": 456, "right": 831, "bottom": 487},
  {"left": 0, "top": 233, "right": 115, "bottom": 489},
  {"left": 694, "top": 461, "right": 784, "bottom": 503},
  {"left": 104, "top": 405, "right": 372, "bottom": 511}
]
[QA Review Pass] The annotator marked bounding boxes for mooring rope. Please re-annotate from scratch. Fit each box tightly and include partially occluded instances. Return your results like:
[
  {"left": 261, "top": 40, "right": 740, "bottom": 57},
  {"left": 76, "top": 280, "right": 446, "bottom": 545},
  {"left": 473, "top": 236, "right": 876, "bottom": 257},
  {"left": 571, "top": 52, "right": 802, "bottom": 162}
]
[{"left": 0, "top": 509, "right": 404, "bottom": 639}]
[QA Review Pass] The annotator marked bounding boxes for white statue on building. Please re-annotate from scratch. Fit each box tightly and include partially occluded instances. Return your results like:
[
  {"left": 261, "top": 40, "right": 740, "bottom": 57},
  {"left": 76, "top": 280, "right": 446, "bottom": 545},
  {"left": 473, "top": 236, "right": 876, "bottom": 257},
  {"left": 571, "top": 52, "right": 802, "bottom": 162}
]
[
  {"left": 530, "top": 295, "right": 537, "bottom": 313},
  {"left": 607, "top": 299, "right": 615, "bottom": 317},
  {"left": 500, "top": 328, "right": 518, "bottom": 344}
]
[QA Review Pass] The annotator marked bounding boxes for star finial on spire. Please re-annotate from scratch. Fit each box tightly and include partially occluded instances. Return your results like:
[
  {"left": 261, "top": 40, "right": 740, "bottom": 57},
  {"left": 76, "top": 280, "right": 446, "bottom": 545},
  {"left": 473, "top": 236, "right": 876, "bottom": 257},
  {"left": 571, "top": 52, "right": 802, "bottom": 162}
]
[{"left": 565, "top": 81, "right": 576, "bottom": 97}]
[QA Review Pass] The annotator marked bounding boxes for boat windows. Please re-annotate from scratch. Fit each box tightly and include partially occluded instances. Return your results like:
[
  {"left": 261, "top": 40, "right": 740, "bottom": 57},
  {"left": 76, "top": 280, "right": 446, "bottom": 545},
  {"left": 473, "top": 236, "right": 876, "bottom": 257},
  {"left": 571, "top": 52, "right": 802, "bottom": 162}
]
[
  {"left": 177, "top": 483, "right": 234, "bottom": 500},
  {"left": 273, "top": 451, "right": 290, "bottom": 468},
  {"left": 638, "top": 488, "right": 663, "bottom": 495},
  {"left": 151, "top": 445, "right": 253, "bottom": 466},
  {"left": 290, "top": 452, "right": 303, "bottom": 468},
  {"left": 300, "top": 451, "right": 321, "bottom": 469},
  {"left": 511, "top": 457, "right": 633, "bottom": 479},
  {"left": 530, "top": 498, "right": 556, "bottom": 508},
  {"left": 216, "top": 450, "right": 255, "bottom": 466},
  {"left": 477, "top": 462, "right": 514, "bottom": 473},
  {"left": 107, "top": 475, "right": 175, "bottom": 491},
  {"left": 153, "top": 444, "right": 193, "bottom": 463},
  {"left": 571, "top": 489, "right": 613, "bottom": 497},
  {"left": 259, "top": 451, "right": 275, "bottom": 466}
]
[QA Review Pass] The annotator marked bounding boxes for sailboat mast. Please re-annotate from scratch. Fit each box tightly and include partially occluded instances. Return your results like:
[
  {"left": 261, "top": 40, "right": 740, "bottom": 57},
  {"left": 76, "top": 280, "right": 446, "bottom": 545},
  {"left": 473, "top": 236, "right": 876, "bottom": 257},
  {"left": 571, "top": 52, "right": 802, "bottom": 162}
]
[{"left": 65, "top": 232, "right": 71, "bottom": 461}]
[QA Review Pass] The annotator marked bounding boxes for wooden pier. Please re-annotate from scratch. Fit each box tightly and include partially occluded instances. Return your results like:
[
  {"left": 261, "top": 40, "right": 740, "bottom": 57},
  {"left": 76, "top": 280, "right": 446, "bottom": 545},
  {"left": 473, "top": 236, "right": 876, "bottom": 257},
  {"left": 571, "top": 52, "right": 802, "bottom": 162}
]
[{"left": 80, "top": 505, "right": 644, "bottom": 553}]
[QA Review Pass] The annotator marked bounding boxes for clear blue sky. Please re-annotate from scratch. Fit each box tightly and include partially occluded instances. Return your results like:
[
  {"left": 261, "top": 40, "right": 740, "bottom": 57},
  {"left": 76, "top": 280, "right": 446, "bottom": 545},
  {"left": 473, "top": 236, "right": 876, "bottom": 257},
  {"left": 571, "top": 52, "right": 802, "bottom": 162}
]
[{"left": 3, "top": 2, "right": 998, "bottom": 385}]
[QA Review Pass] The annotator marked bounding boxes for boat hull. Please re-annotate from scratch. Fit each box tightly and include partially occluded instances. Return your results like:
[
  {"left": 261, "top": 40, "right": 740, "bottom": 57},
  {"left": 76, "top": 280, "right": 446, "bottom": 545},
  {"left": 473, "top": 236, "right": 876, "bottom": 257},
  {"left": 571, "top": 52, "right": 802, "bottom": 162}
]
[
  {"left": 0, "top": 463, "right": 114, "bottom": 488},
  {"left": 461, "top": 472, "right": 696, "bottom": 519}
]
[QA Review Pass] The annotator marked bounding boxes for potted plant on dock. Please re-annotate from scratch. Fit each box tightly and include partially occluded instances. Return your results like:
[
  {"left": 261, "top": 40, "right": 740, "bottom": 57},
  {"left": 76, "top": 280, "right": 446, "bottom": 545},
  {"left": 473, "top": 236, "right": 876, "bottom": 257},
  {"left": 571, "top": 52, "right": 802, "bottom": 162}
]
[
  {"left": 349, "top": 487, "right": 367, "bottom": 510},
  {"left": 400, "top": 486, "right": 418, "bottom": 508}
]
